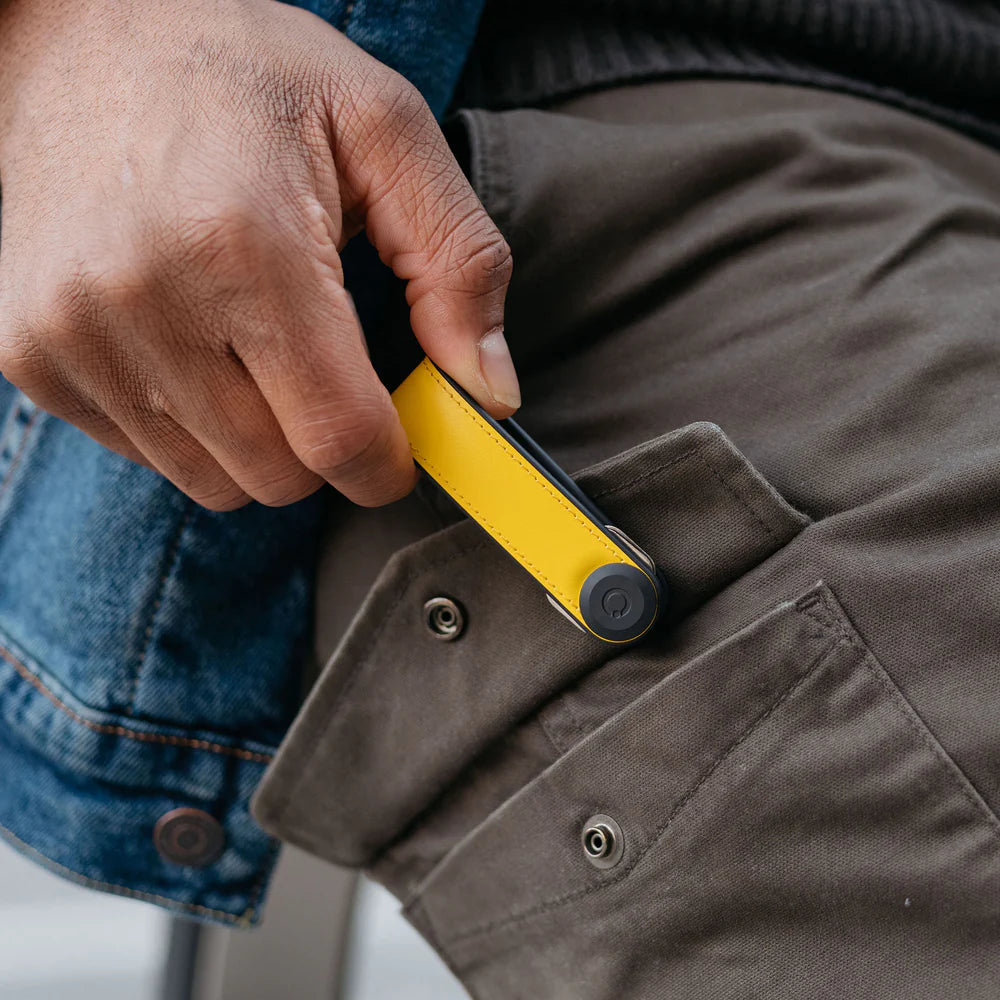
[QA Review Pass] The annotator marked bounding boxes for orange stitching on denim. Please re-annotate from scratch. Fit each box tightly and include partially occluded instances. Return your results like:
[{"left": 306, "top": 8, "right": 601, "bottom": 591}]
[
  {"left": 339, "top": 0, "right": 356, "bottom": 32},
  {"left": 0, "top": 643, "right": 272, "bottom": 763},
  {"left": 0, "top": 819, "right": 260, "bottom": 926},
  {"left": 0, "top": 408, "right": 40, "bottom": 505}
]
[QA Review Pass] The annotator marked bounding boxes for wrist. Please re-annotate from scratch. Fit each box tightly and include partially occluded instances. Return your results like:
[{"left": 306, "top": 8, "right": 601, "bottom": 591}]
[
  {"left": 0, "top": 0, "right": 60, "bottom": 153},
  {"left": 0, "top": 0, "right": 141, "bottom": 157}
]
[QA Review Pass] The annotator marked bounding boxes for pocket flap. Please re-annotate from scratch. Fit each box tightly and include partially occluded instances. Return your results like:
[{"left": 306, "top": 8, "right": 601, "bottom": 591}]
[{"left": 253, "top": 422, "right": 810, "bottom": 867}]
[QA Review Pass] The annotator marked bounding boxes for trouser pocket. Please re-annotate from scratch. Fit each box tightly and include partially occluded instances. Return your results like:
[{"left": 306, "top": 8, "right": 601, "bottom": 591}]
[{"left": 405, "top": 582, "right": 1000, "bottom": 1000}]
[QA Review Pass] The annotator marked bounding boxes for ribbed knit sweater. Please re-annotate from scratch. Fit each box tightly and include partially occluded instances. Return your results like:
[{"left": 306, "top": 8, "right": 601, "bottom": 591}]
[{"left": 456, "top": 1, "right": 1000, "bottom": 149}]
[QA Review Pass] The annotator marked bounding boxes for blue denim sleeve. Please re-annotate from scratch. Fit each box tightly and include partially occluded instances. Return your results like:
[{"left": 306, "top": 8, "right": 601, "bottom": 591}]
[
  {"left": 285, "top": 0, "right": 486, "bottom": 120},
  {"left": 0, "top": 0, "right": 484, "bottom": 925}
]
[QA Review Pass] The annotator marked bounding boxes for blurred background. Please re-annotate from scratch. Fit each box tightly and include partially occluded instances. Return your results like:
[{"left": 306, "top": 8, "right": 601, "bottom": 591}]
[{"left": 0, "top": 839, "right": 467, "bottom": 999}]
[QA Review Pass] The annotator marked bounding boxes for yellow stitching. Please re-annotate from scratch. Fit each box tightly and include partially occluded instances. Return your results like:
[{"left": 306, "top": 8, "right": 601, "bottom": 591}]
[
  {"left": 428, "top": 367, "right": 620, "bottom": 553},
  {"left": 411, "top": 444, "right": 579, "bottom": 606},
  {"left": 0, "top": 820, "right": 258, "bottom": 926},
  {"left": 0, "top": 644, "right": 273, "bottom": 763},
  {"left": 417, "top": 365, "right": 625, "bottom": 606}
]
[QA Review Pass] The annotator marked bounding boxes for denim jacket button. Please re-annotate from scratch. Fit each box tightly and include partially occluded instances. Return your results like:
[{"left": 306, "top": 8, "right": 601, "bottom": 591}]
[
  {"left": 423, "top": 596, "right": 466, "bottom": 640},
  {"left": 154, "top": 808, "right": 226, "bottom": 867}
]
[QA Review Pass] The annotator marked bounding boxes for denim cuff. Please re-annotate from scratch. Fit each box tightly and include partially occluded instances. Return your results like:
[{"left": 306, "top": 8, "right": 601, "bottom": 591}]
[{"left": 0, "top": 625, "right": 280, "bottom": 926}]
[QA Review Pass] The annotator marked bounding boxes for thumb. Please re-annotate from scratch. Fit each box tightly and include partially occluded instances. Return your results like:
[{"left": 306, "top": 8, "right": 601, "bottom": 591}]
[{"left": 334, "top": 75, "right": 520, "bottom": 415}]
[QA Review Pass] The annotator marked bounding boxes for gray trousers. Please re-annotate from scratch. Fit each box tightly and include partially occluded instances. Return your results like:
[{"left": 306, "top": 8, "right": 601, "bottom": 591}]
[{"left": 254, "top": 80, "right": 1000, "bottom": 998}]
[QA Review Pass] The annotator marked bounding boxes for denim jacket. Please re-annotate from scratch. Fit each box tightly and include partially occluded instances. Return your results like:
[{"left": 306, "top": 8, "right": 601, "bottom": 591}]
[{"left": 0, "top": 0, "right": 484, "bottom": 925}]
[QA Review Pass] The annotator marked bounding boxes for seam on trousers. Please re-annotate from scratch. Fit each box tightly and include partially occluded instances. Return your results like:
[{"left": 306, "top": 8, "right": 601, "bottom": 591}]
[
  {"left": 803, "top": 591, "right": 1000, "bottom": 837},
  {"left": 0, "top": 641, "right": 273, "bottom": 763},
  {"left": 536, "top": 709, "right": 574, "bottom": 758},
  {"left": 587, "top": 447, "right": 699, "bottom": 501},
  {"left": 416, "top": 611, "right": 847, "bottom": 946},
  {"left": 591, "top": 442, "right": 808, "bottom": 544},
  {"left": 0, "top": 818, "right": 271, "bottom": 926}
]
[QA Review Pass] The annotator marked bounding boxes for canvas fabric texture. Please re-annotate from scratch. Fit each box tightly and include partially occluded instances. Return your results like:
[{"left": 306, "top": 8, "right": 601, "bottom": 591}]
[{"left": 254, "top": 78, "right": 1000, "bottom": 998}]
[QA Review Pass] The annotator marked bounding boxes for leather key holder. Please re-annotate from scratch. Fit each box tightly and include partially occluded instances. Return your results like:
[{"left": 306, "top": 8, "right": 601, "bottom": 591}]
[{"left": 391, "top": 358, "right": 667, "bottom": 644}]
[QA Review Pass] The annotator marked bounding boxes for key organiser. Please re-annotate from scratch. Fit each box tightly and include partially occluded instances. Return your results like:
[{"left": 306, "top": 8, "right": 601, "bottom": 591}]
[{"left": 391, "top": 358, "right": 667, "bottom": 644}]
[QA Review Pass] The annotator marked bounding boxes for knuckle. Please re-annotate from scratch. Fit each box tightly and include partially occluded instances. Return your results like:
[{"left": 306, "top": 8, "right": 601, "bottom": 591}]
[
  {"left": 290, "top": 401, "right": 390, "bottom": 480},
  {"left": 144, "top": 383, "right": 184, "bottom": 426},
  {"left": 229, "top": 440, "right": 322, "bottom": 506},
  {"left": 87, "top": 262, "right": 158, "bottom": 318},
  {"left": 366, "top": 69, "right": 426, "bottom": 125},
  {"left": 448, "top": 226, "right": 513, "bottom": 298},
  {"left": 0, "top": 329, "right": 42, "bottom": 387},
  {"left": 162, "top": 200, "right": 287, "bottom": 298},
  {"left": 380, "top": 76, "right": 431, "bottom": 136},
  {"left": 37, "top": 269, "right": 102, "bottom": 352},
  {"left": 26, "top": 262, "right": 140, "bottom": 362},
  {"left": 0, "top": 271, "right": 100, "bottom": 378},
  {"left": 350, "top": 71, "right": 434, "bottom": 160}
]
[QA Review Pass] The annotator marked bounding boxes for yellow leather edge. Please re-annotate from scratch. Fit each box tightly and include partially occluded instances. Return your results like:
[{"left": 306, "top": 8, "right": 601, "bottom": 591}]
[{"left": 391, "top": 358, "right": 653, "bottom": 641}]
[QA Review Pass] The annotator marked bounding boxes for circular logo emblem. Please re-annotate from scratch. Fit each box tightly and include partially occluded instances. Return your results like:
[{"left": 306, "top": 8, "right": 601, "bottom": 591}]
[{"left": 602, "top": 587, "right": 630, "bottom": 619}]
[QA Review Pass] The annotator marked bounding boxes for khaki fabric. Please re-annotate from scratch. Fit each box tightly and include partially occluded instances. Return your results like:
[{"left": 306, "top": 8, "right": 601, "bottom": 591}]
[{"left": 254, "top": 81, "right": 1000, "bottom": 998}]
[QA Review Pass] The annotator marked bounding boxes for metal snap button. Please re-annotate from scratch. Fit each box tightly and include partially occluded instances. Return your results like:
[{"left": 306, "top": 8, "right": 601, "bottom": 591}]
[
  {"left": 581, "top": 813, "right": 624, "bottom": 870},
  {"left": 423, "top": 596, "right": 465, "bottom": 641},
  {"left": 154, "top": 808, "right": 226, "bottom": 867}
]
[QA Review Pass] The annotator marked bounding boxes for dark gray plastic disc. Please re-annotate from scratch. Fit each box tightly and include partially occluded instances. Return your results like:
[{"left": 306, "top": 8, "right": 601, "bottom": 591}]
[{"left": 579, "top": 563, "right": 658, "bottom": 643}]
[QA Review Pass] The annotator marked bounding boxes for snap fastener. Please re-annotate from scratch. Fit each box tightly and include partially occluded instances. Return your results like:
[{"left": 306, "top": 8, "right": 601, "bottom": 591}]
[
  {"left": 423, "top": 596, "right": 465, "bottom": 640},
  {"left": 581, "top": 813, "right": 624, "bottom": 870},
  {"left": 154, "top": 808, "right": 225, "bottom": 867}
]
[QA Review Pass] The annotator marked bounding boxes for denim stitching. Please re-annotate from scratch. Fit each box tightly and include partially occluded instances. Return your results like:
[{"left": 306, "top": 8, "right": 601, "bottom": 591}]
[
  {"left": 338, "top": 0, "right": 356, "bottom": 33},
  {"left": 0, "top": 642, "right": 272, "bottom": 762},
  {"left": 0, "top": 409, "right": 39, "bottom": 505},
  {"left": 123, "top": 501, "right": 195, "bottom": 715},
  {"left": 0, "top": 819, "right": 263, "bottom": 926}
]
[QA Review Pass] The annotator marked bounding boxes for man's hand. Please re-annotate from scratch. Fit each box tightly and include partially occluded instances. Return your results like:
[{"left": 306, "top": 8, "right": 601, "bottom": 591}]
[{"left": 0, "top": 0, "right": 518, "bottom": 509}]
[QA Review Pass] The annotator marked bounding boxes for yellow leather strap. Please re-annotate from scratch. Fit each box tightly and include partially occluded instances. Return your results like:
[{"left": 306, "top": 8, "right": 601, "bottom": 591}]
[{"left": 391, "top": 358, "right": 657, "bottom": 642}]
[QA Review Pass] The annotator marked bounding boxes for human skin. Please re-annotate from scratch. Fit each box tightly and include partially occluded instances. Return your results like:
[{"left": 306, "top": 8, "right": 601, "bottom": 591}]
[{"left": 0, "top": 0, "right": 519, "bottom": 509}]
